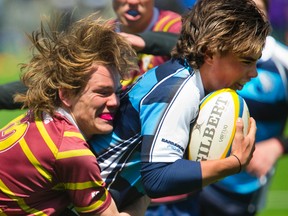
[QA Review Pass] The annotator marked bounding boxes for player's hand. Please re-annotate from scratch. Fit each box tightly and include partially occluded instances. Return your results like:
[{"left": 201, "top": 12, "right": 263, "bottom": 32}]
[
  {"left": 118, "top": 32, "right": 145, "bottom": 51},
  {"left": 246, "top": 138, "right": 283, "bottom": 177},
  {"left": 230, "top": 117, "right": 256, "bottom": 171}
]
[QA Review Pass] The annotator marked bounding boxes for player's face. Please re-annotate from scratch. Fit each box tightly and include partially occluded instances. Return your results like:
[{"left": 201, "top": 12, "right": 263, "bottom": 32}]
[
  {"left": 113, "top": 0, "right": 154, "bottom": 34},
  {"left": 69, "top": 64, "right": 121, "bottom": 139},
  {"left": 201, "top": 52, "right": 261, "bottom": 93}
]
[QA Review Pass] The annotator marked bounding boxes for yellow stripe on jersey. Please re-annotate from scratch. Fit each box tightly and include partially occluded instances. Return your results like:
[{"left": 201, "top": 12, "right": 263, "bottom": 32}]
[
  {"left": 74, "top": 189, "right": 109, "bottom": 213},
  {"left": 154, "top": 16, "right": 171, "bottom": 31},
  {"left": 0, "top": 179, "right": 47, "bottom": 216},
  {"left": 0, "top": 113, "right": 26, "bottom": 130},
  {"left": 19, "top": 138, "right": 52, "bottom": 182},
  {"left": 65, "top": 180, "right": 104, "bottom": 190},
  {"left": 0, "top": 116, "right": 29, "bottom": 152},
  {"left": 64, "top": 131, "right": 85, "bottom": 141},
  {"left": 57, "top": 149, "right": 95, "bottom": 159},
  {"left": 35, "top": 116, "right": 58, "bottom": 158},
  {"left": 163, "top": 17, "right": 181, "bottom": 32},
  {"left": 154, "top": 16, "right": 180, "bottom": 32},
  {"left": 53, "top": 180, "right": 104, "bottom": 191},
  {"left": 0, "top": 209, "right": 7, "bottom": 215}
]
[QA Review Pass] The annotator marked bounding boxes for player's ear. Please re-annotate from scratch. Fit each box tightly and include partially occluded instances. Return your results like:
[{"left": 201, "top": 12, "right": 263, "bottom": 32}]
[
  {"left": 204, "top": 50, "right": 214, "bottom": 65},
  {"left": 59, "top": 88, "right": 73, "bottom": 107}
]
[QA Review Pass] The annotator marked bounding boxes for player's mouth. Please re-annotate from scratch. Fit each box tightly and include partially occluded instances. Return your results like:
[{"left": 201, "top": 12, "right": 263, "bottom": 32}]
[
  {"left": 99, "top": 113, "right": 114, "bottom": 121},
  {"left": 234, "top": 81, "right": 248, "bottom": 90},
  {"left": 236, "top": 83, "right": 244, "bottom": 90},
  {"left": 125, "top": 9, "right": 141, "bottom": 21}
]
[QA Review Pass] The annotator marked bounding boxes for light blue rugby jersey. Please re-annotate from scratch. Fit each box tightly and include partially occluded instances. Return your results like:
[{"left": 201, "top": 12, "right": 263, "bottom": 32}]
[
  {"left": 89, "top": 58, "right": 205, "bottom": 208},
  {"left": 214, "top": 36, "right": 288, "bottom": 194}
]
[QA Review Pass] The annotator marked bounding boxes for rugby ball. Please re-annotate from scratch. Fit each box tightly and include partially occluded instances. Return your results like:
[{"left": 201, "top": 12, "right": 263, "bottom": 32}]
[{"left": 188, "top": 88, "right": 250, "bottom": 161}]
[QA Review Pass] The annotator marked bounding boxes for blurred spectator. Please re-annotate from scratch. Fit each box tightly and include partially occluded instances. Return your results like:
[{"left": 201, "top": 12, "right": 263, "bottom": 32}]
[{"left": 112, "top": 0, "right": 182, "bottom": 88}]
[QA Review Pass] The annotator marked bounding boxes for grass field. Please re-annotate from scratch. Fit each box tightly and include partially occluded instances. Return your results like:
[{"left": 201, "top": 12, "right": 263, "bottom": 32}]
[{"left": 0, "top": 53, "right": 287, "bottom": 216}]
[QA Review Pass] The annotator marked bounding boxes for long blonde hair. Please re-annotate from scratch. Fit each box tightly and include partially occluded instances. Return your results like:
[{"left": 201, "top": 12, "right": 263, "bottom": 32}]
[{"left": 15, "top": 13, "right": 138, "bottom": 116}]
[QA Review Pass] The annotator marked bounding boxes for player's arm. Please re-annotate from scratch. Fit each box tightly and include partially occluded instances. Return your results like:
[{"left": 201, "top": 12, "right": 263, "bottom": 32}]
[
  {"left": 137, "top": 31, "right": 179, "bottom": 55},
  {"left": 118, "top": 31, "right": 179, "bottom": 55},
  {"left": 120, "top": 195, "right": 150, "bottom": 216},
  {"left": 57, "top": 138, "right": 148, "bottom": 216},
  {"left": 0, "top": 81, "right": 27, "bottom": 109},
  {"left": 90, "top": 199, "right": 119, "bottom": 216},
  {"left": 79, "top": 198, "right": 148, "bottom": 216},
  {"left": 141, "top": 118, "right": 256, "bottom": 197},
  {"left": 200, "top": 117, "right": 256, "bottom": 186},
  {"left": 244, "top": 136, "right": 287, "bottom": 177},
  {"left": 141, "top": 160, "right": 202, "bottom": 198},
  {"left": 94, "top": 198, "right": 149, "bottom": 216}
]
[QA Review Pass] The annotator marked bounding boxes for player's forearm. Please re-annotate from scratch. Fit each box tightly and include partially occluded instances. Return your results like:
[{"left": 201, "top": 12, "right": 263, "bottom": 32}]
[
  {"left": 138, "top": 32, "right": 179, "bottom": 55},
  {"left": 120, "top": 195, "right": 150, "bottom": 216},
  {"left": 0, "top": 81, "right": 27, "bottom": 109},
  {"left": 200, "top": 156, "right": 240, "bottom": 187},
  {"left": 141, "top": 160, "right": 202, "bottom": 198},
  {"left": 94, "top": 199, "right": 120, "bottom": 216}
]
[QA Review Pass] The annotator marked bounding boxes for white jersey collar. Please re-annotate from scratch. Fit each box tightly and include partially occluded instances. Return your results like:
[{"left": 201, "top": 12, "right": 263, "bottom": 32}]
[
  {"left": 56, "top": 107, "right": 87, "bottom": 140},
  {"left": 193, "top": 69, "right": 205, "bottom": 100}
]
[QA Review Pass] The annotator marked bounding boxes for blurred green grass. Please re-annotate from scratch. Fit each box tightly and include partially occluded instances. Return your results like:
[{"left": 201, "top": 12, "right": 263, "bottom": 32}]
[
  {"left": 0, "top": 53, "right": 27, "bottom": 124},
  {"left": 0, "top": 53, "right": 287, "bottom": 216}
]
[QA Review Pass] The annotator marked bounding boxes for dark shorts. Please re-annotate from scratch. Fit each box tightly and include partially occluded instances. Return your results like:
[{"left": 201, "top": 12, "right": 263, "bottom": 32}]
[{"left": 198, "top": 185, "right": 259, "bottom": 216}]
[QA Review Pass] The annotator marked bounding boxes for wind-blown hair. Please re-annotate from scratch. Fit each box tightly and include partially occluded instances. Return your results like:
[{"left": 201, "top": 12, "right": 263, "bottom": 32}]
[
  {"left": 171, "top": 0, "right": 271, "bottom": 69},
  {"left": 15, "top": 13, "right": 138, "bottom": 115}
]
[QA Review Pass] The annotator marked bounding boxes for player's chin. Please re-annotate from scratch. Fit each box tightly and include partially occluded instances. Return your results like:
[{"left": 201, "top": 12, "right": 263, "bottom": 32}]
[
  {"left": 231, "top": 83, "right": 244, "bottom": 91},
  {"left": 97, "top": 122, "right": 114, "bottom": 134}
]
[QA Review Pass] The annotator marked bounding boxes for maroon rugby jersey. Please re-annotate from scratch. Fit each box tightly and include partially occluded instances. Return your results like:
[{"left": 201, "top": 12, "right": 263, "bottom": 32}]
[{"left": 0, "top": 110, "right": 111, "bottom": 215}]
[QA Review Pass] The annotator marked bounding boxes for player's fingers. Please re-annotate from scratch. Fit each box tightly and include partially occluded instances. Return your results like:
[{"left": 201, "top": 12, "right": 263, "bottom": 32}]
[
  {"left": 247, "top": 117, "right": 257, "bottom": 140},
  {"left": 234, "top": 117, "right": 244, "bottom": 140},
  {"left": 244, "top": 117, "right": 256, "bottom": 164}
]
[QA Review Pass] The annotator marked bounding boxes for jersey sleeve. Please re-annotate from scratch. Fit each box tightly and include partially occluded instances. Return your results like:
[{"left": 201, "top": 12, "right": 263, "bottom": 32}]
[
  {"left": 141, "top": 160, "right": 202, "bottom": 197},
  {"left": 138, "top": 31, "right": 179, "bottom": 56},
  {"left": 140, "top": 76, "right": 201, "bottom": 163},
  {"left": 55, "top": 132, "right": 111, "bottom": 215}
]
